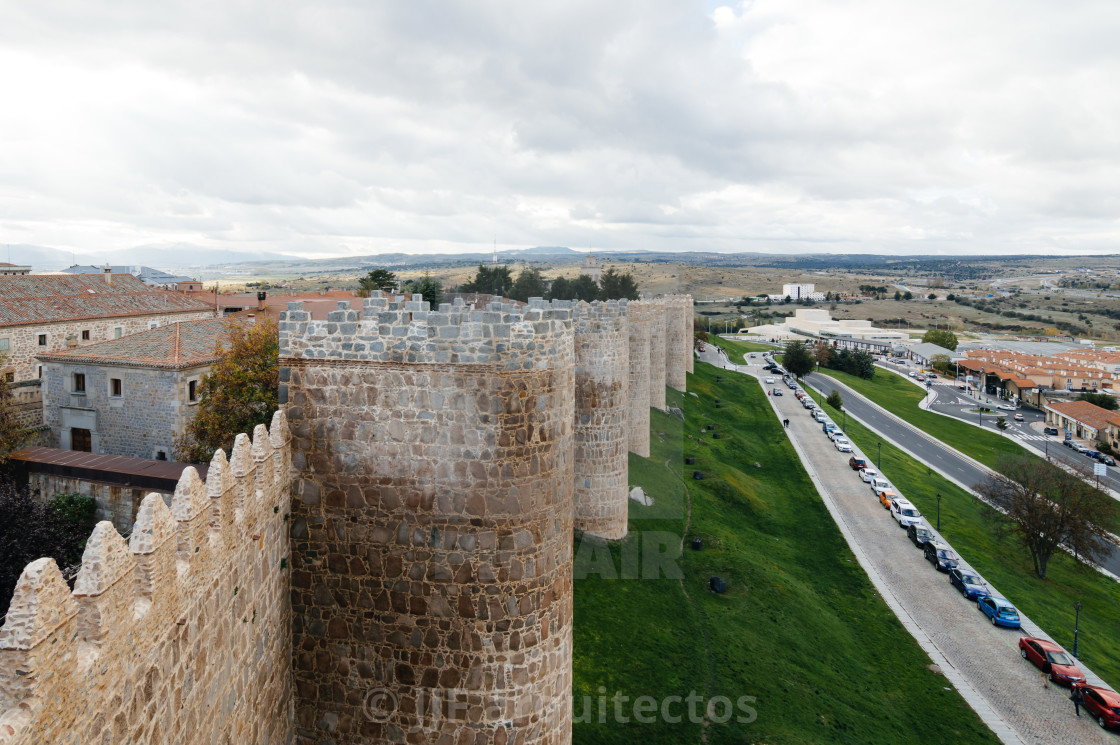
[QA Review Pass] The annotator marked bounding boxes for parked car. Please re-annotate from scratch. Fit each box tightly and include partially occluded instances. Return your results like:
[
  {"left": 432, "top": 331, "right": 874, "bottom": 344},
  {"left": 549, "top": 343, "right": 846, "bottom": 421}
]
[
  {"left": 870, "top": 477, "right": 893, "bottom": 495},
  {"left": 924, "top": 542, "right": 959, "bottom": 572},
  {"left": 1018, "top": 637, "right": 1085, "bottom": 686},
  {"left": 1071, "top": 683, "right": 1120, "bottom": 730},
  {"left": 907, "top": 523, "right": 935, "bottom": 547},
  {"left": 890, "top": 499, "right": 923, "bottom": 528},
  {"left": 1044, "top": 426, "right": 1059, "bottom": 436},
  {"left": 1100, "top": 455, "right": 1117, "bottom": 466},
  {"left": 813, "top": 411, "right": 827, "bottom": 423},
  {"left": 977, "top": 596, "right": 1021, "bottom": 628},
  {"left": 772, "top": 388, "right": 783, "bottom": 396},
  {"left": 826, "top": 428, "right": 844, "bottom": 441},
  {"left": 849, "top": 456, "right": 868, "bottom": 470},
  {"left": 859, "top": 468, "right": 881, "bottom": 483},
  {"left": 764, "top": 377, "right": 775, "bottom": 384},
  {"left": 948, "top": 567, "right": 989, "bottom": 600},
  {"left": 878, "top": 490, "right": 901, "bottom": 509},
  {"left": 834, "top": 437, "right": 853, "bottom": 453}
]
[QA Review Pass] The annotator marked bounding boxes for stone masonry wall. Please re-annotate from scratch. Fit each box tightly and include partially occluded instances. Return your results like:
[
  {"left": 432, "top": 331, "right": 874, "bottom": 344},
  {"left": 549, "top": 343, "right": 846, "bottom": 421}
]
[
  {"left": 572, "top": 301, "right": 629, "bottom": 540},
  {"left": 0, "top": 412, "right": 294, "bottom": 745},
  {"left": 281, "top": 294, "right": 574, "bottom": 745},
  {"left": 647, "top": 298, "right": 667, "bottom": 410},
  {"left": 2, "top": 310, "right": 215, "bottom": 383},
  {"left": 27, "top": 473, "right": 164, "bottom": 533},
  {"left": 626, "top": 301, "right": 653, "bottom": 457},
  {"left": 664, "top": 295, "right": 692, "bottom": 392}
]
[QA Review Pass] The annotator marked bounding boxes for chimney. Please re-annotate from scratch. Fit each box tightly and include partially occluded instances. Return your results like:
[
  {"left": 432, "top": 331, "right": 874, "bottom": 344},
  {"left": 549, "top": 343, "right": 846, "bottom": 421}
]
[
  {"left": 102, "top": 263, "right": 112, "bottom": 285},
  {"left": 257, "top": 291, "right": 267, "bottom": 311}
]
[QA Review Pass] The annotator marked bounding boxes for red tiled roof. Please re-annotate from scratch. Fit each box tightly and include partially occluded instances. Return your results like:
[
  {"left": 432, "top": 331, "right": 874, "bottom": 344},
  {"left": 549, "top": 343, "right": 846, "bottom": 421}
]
[
  {"left": 0, "top": 274, "right": 213, "bottom": 327},
  {"left": 36, "top": 318, "right": 235, "bottom": 370},
  {"left": 1045, "top": 400, "right": 1120, "bottom": 431}
]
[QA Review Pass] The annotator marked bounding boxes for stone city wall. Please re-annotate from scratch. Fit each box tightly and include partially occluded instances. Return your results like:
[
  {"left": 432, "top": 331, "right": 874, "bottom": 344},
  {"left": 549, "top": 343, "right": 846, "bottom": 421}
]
[
  {"left": 664, "top": 295, "right": 692, "bottom": 391},
  {"left": 572, "top": 300, "right": 629, "bottom": 540},
  {"left": 647, "top": 298, "right": 668, "bottom": 411},
  {"left": 625, "top": 301, "right": 653, "bottom": 458},
  {"left": 281, "top": 294, "right": 574, "bottom": 745},
  {"left": 0, "top": 412, "right": 293, "bottom": 745}
]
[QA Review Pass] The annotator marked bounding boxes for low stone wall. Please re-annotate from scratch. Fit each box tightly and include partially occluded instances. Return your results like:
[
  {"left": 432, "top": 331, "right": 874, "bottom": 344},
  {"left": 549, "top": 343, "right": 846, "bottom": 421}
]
[
  {"left": 26, "top": 473, "right": 158, "bottom": 533},
  {"left": 0, "top": 412, "right": 293, "bottom": 745}
]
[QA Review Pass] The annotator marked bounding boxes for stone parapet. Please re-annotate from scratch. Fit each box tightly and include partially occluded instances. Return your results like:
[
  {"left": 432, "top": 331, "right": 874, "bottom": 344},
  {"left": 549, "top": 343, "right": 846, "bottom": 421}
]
[
  {"left": 0, "top": 412, "right": 293, "bottom": 745},
  {"left": 626, "top": 301, "right": 654, "bottom": 457},
  {"left": 572, "top": 300, "right": 629, "bottom": 540},
  {"left": 281, "top": 292, "right": 574, "bottom": 745}
]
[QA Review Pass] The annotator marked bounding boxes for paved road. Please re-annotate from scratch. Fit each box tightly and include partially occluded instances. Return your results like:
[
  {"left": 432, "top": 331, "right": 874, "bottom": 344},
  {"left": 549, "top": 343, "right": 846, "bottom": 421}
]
[
  {"left": 698, "top": 346, "right": 1117, "bottom": 745},
  {"left": 802, "top": 370, "right": 1120, "bottom": 579}
]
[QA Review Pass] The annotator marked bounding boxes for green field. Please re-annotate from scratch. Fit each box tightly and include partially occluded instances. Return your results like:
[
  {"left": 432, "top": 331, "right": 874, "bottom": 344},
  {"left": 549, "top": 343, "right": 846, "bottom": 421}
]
[
  {"left": 831, "top": 405, "right": 1120, "bottom": 693},
  {"left": 706, "top": 335, "right": 776, "bottom": 364},
  {"left": 572, "top": 363, "right": 999, "bottom": 744}
]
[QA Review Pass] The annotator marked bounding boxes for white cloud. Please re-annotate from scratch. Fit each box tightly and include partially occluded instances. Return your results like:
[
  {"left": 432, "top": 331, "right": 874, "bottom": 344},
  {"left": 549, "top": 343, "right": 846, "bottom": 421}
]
[{"left": 1, "top": 0, "right": 1119, "bottom": 261}]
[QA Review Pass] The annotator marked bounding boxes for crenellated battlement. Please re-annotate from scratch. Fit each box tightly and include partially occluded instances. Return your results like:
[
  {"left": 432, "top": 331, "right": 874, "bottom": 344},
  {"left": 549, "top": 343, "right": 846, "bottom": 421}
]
[
  {"left": 280, "top": 292, "right": 573, "bottom": 369},
  {"left": 0, "top": 412, "right": 294, "bottom": 745}
]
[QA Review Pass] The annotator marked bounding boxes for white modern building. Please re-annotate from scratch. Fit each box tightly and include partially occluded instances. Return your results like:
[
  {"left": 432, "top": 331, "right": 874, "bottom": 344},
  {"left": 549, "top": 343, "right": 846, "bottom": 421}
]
[
  {"left": 742, "top": 309, "right": 908, "bottom": 351},
  {"left": 769, "top": 283, "right": 826, "bottom": 301}
]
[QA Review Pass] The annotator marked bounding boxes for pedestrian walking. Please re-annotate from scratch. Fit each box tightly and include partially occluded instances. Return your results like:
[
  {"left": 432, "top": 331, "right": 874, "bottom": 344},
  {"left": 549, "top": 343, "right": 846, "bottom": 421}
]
[{"left": 1071, "top": 686, "right": 1084, "bottom": 717}]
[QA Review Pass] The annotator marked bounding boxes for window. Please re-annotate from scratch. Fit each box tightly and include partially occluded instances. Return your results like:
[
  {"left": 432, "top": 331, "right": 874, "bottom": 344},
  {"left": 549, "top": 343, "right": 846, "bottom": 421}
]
[
  {"left": 81, "top": 329, "right": 90, "bottom": 341},
  {"left": 113, "top": 327, "right": 122, "bottom": 338},
  {"left": 38, "top": 334, "right": 47, "bottom": 346},
  {"left": 0, "top": 338, "right": 8, "bottom": 351},
  {"left": 111, "top": 378, "right": 122, "bottom": 397},
  {"left": 148, "top": 321, "right": 159, "bottom": 330},
  {"left": 36, "top": 366, "right": 42, "bottom": 379},
  {"left": 188, "top": 380, "right": 198, "bottom": 402},
  {"left": 73, "top": 373, "right": 86, "bottom": 393},
  {"left": 3, "top": 372, "right": 12, "bottom": 383},
  {"left": 71, "top": 428, "right": 92, "bottom": 452},
  {"left": 155, "top": 450, "right": 168, "bottom": 461}
]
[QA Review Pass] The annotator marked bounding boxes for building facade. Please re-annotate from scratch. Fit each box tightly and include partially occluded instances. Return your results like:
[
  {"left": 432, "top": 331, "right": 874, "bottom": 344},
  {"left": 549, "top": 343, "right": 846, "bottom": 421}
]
[{"left": 38, "top": 319, "right": 231, "bottom": 460}]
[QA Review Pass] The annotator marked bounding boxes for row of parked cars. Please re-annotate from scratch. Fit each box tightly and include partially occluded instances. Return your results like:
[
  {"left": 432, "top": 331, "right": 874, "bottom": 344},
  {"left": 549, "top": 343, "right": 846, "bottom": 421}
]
[
  {"left": 786, "top": 378, "right": 1120, "bottom": 731},
  {"left": 787, "top": 376, "right": 853, "bottom": 453},
  {"left": 1061, "top": 438, "right": 1118, "bottom": 467}
]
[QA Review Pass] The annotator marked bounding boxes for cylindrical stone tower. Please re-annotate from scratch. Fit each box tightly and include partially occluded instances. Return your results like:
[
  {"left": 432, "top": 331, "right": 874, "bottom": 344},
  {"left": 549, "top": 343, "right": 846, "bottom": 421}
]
[
  {"left": 647, "top": 298, "right": 667, "bottom": 410},
  {"left": 665, "top": 295, "right": 690, "bottom": 392},
  {"left": 685, "top": 295, "right": 694, "bottom": 374},
  {"left": 281, "top": 294, "right": 574, "bottom": 745},
  {"left": 572, "top": 300, "right": 629, "bottom": 540},
  {"left": 626, "top": 301, "right": 653, "bottom": 457}
]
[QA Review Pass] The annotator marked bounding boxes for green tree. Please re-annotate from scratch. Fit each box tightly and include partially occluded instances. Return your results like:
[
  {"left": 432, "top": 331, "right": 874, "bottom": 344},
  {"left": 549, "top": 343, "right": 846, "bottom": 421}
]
[
  {"left": 547, "top": 276, "right": 572, "bottom": 301},
  {"left": 460, "top": 265, "right": 513, "bottom": 296},
  {"left": 358, "top": 268, "right": 398, "bottom": 293},
  {"left": 598, "top": 267, "right": 640, "bottom": 301},
  {"left": 927, "top": 293, "right": 937, "bottom": 300},
  {"left": 0, "top": 360, "right": 31, "bottom": 464},
  {"left": 509, "top": 268, "right": 548, "bottom": 302},
  {"left": 903, "top": 291, "right": 913, "bottom": 300},
  {"left": 571, "top": 274, "right": 600, "bottom": 302},
  {"left": 1077, "top": 392, "right": 1119, "bottom": 410},
  {"left": 782, "top": 341, "right": 815, "bottom": 379},
  {"left": 410, "top": 273, "right": 445, "bottom": 307},
  {"left": 996, "top": 416, "right": 1008, "bottom": 431},
  {"left": 922, "top": 328, "right": 959, "bottom": 351},
  {"left": 930, "top": 354, "right": 954, "bottom": 375},
  {"left": 894, "top": 291, "right": 902, "bottom": 301},
  {"left": 175, "top": 320, "right": 280, "bottom": 464},
  {"left": 826, "top": 390, "right": 843, "bottom": 411}
]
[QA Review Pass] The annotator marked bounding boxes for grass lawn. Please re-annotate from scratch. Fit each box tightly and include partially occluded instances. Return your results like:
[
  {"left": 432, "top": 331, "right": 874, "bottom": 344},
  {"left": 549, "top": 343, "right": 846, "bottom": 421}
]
[
  {"left": 572, "top": 363, "right": 999, "bottom": 745},
  {"left": 706, "top": 335, "right": 776, "bottom": 364},
  {"left": 833, "top": 408, "right": 1120, "bottom": 693}
]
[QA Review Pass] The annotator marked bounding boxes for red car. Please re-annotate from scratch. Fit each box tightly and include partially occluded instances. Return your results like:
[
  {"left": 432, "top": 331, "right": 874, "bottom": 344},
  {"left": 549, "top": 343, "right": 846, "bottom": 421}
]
[
  {"left": 848, "top": 456, "right": 868, "bottom": 471},
  {"left": 1017, "top": 637, "right": 1084, "bottom": 686},
  {"left": 1072, "top": 683, "right": 1120, "bottom": 730}
]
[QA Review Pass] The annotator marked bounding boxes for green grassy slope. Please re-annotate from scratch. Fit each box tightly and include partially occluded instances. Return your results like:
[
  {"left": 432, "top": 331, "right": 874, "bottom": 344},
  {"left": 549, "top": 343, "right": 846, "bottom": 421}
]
[{"left": 572, "top": 363, "right": 999, "bottom": 744}]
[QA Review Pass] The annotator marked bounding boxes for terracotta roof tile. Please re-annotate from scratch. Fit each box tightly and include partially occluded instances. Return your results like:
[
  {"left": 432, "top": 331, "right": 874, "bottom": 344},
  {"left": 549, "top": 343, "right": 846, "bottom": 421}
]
[
  {"left": 36, "top": 318, "right": 235, "bottom": 370},
  {"left": 0, "top": 274, "right": 212, "bottom": 327},
  {"left": 1046, "top": 400, "right": 1120, "bottom": 431}
]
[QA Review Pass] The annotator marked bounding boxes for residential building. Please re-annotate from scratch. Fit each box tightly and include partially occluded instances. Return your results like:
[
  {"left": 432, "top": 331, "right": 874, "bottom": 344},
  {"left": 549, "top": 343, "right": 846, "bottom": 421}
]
[
  {"left": 37, "top": 318, "right": 232, "bottom": 460},
  {"left": 773, "top": 283, "right": 826, "bottom": 301},
  {"left": 61, "top": 263, "right": 196, "bottom": 287},
  {"left": 1044, "top": 400, "right": 1120, "bottom": 448},
  {"left": 174, "top": 288, "right": 360, "bottom": 319},
  {"left": 0, "top": 262, "right": 31, "bottom": 275},
  {"left": 580, "top": 253, "right": 603, "bottom": 283},
  {"left": 0, "top": 272, "right": 215, "bottom": 381}
]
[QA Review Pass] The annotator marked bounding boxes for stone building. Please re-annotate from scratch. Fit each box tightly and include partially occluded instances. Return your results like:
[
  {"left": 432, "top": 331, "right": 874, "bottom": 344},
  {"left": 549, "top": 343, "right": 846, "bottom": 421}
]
[
  {"left": 0, "top": 272, "right": 214, "bottom": 382},
  {"left": 37, "top": 318, "right": 232, "bottom": 460}
]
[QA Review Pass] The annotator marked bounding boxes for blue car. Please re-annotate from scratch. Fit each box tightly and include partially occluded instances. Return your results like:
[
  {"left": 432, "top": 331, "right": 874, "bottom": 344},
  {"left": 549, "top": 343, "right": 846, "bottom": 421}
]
[
  {"left": 977, "top": 596, "right": 1021, "bottom": 628},
  {"left": 949, "top": 567, "right": 990, "bottom": 601}
]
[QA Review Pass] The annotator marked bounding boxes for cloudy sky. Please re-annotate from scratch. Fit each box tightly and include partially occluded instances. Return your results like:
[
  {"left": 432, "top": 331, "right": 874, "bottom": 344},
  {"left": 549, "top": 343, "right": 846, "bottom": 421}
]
[{"left": 2, "top": 0, "right": 1119, "bottom": 260}]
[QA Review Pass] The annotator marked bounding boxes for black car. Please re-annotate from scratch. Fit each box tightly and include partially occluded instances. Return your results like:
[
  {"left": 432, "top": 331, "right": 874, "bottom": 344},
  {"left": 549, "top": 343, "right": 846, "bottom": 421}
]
[
  {"left": 1099, "top": 454, "right": 1117, "bottom": 466},
  {"left": 1044, "top": 427, "right": 1060, "bottom": 436},
  {"left": 924, "top": 542, "right": 959, "bottom": 572},
  {"left": 907, "top": 523, "right": 934, "bottom": 548}
]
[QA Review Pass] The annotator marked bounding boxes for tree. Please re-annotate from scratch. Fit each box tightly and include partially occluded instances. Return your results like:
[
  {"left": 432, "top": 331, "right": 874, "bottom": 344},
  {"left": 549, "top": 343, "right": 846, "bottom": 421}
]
[
  {"left": 946, "top": 293, "right": 957, "bottom": 301},
  {"left": 175, "top": 320, "right": 279, "bottom": 464},
  {"left": 1077, "top": 392, "right": 1118, "bottom": 411},
  {"left": 903, "top": 291, "right": 913, "bottom": 300},
  {"left": 0, "top": 482, "right": 96, "bottom": 614},
  {"left": 460, "top": 264, "right": 513, "bottom": 296},
  {"left": 922, "top": 328, "right": 959, "bottom": 351},
  {"left": 782, "top": 341, "right": 815, "bottom": 379},
  {"left": 509, "top": 268, "right": 548, "bottom": 302},
  {"left": 894, "top": 291, "right": 902, "bottom": 301},
  {"left": 407, "top": 273, "right": 445, "bottom": 307},
  {"left": 547, "top": 276, "right": 572, "bottom": 301},
  {"left": 358, "top": 268, "right": 398, "bottom": 294},
  {"left": 996, "top": 416, "right": 1008, "bottom": 431},
  {"left": 571, "top": 274, "right": 600, "bottom": 302},
  {"left": 813, "top": 341, "right": 833, "bottom": 368},
  {"left": 930, "top": 354, "right": 954, "bottom": 376},
  {"left": 598, "top": 267, "right": 640, "bottom": 301},
  {"left": 826, "top": 390, "right": 843, "bottom": 410},
  {"left": 976, "top": 456, "right": 1117, "bottom": 579},
  {"left": 927, "top": 293, "right": 937, "bottom": 300},
  {"left": 0, "top": 359, "right": 31, "bottom": 464}
]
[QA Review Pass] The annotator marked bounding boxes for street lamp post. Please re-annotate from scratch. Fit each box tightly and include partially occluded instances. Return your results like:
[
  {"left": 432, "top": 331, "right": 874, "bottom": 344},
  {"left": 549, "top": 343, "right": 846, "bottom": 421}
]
[
  {"left": 1073, "top": 601, "right": 1082, "bottom": 659},
  {"left": 936, "top": 493, "right": 942, "bottom": 531},
  {"left": 877, "top": 442, "right": 882, "bottom": 470},
  {"left": 842, "top": 409, "right": 847, "bottom": 430}
]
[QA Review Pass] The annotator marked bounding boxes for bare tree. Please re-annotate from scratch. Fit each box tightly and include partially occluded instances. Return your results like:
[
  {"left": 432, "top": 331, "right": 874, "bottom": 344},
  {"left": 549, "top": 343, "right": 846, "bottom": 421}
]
[{"left": 976, "top": 457, "right": 1117, "bottom": 579}]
